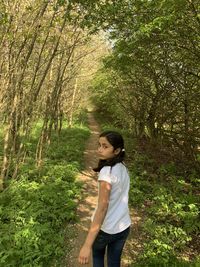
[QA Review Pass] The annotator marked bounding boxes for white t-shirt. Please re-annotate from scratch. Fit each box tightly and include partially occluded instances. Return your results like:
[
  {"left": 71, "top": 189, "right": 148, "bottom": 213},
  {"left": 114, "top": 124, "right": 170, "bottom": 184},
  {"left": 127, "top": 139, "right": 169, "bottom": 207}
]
[{"left": 92, "top": 162, "right": 131, "bottom": 234}]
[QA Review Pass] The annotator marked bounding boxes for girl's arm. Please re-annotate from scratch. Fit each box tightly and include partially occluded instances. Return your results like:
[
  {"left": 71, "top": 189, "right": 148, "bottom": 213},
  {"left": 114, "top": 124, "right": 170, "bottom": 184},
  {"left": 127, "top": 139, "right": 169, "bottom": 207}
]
[{"left": 78, "top": 180, "right": 111, "bottom": 265}]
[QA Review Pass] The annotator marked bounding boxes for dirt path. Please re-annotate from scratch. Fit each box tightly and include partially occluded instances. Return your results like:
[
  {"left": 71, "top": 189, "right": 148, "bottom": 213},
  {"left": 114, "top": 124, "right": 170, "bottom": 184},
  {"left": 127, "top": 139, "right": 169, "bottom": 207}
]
[{"left": 66, "top": 113, "right": 143, "bottom": 267}]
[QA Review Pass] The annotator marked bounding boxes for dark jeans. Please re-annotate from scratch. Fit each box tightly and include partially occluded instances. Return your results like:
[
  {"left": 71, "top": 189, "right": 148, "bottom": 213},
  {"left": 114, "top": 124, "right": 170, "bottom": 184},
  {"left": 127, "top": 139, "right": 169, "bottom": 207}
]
[{"left": 92, "top": 226, "right": 130, "bottom": 267}]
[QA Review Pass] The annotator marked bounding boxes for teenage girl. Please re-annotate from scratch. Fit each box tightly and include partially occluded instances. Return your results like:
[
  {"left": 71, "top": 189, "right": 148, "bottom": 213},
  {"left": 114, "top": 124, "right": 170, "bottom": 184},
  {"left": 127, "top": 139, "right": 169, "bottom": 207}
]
[{"left": 78, "top": 131, "right": 131, "bottom": 267}]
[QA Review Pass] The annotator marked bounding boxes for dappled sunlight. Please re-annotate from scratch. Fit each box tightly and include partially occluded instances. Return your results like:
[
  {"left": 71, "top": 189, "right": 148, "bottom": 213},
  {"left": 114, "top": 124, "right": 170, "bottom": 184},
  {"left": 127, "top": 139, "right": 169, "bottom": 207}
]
[
  {"left": 67, "top": 113, "right": 100, "bottom": 267},
  {"left": 91, "top": 130, "right": 99, "bottom": 135},
  {"left": 79, "top": 170, "right": 96, "bottom": 179},
  {"left": 121, "top": 210, "right": 144, "bottom": 266},
  {"left": 67, "top": 113, "right": 146, "bottom": 267}
]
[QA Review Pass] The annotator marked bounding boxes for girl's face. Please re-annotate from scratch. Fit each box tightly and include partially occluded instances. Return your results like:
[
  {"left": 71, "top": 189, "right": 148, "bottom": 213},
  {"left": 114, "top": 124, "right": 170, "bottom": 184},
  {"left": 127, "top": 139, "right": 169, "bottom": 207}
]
[{"left": 98, "top": 136, "right": 119, "bottom": 160}]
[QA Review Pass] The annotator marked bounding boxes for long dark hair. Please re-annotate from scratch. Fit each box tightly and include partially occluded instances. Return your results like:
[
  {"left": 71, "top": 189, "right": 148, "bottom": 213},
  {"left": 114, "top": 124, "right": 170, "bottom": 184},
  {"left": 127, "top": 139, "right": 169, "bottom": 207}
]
[{"left": 93, "top": 131, "right": 125, "bottom": 172}]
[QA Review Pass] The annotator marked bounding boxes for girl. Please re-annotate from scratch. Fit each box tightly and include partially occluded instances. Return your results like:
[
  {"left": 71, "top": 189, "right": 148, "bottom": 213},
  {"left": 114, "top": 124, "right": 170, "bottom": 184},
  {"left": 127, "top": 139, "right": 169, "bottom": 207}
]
[{"left": 78, "top": 131, "right": 131, "bottom": 267}]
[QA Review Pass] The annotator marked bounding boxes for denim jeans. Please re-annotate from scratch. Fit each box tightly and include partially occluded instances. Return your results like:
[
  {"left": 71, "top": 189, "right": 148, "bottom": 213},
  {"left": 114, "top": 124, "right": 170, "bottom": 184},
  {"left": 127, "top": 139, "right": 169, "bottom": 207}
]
[{"left": 92, "top": 226, "right": 130, "bottom": 267}]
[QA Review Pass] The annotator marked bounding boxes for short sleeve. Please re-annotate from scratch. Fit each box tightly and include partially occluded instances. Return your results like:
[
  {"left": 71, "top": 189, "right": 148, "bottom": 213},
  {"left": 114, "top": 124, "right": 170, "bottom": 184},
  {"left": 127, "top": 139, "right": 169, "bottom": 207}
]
[
  {"left": 98, "top": 166, "right": 117, "bottom": 184},
  {"left": 98, "top": 166, "right": 112, "bottom": 184}
]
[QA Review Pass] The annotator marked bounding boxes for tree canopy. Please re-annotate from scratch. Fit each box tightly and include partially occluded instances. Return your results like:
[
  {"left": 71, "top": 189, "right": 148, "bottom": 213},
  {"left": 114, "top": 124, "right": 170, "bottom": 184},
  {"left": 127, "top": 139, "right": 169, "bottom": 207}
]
[{"left": 91, "top": 0, "right": 200, "bottom": 168}]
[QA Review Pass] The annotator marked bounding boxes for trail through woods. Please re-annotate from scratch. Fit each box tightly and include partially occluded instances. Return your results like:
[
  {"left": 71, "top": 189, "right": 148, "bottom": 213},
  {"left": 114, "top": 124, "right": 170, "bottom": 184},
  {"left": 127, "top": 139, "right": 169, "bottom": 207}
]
[{"left": 65, "top": 113, "right": 144, "bottom": 267}]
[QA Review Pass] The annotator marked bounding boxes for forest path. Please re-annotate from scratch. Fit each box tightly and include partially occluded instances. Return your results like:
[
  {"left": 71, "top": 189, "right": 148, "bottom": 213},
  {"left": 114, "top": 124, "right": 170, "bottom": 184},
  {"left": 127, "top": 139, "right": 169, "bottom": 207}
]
[{"left": 65, "top": 112, "right": 143, "bottom": 267}]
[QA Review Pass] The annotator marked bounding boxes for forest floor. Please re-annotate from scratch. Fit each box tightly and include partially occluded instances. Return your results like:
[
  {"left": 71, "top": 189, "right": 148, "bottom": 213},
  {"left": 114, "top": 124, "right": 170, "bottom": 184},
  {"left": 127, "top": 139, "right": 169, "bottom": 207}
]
[{"left": 64, "top": 112, "right": 145, "bottom": 267}]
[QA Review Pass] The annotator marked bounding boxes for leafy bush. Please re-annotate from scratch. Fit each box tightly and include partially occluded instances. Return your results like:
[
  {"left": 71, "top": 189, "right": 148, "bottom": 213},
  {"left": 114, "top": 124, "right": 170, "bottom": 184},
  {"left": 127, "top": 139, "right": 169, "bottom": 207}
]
[
  {"left": 129, "top": 163, "right": 199, "bottom": 266},
  {"left": 87, "top": 113, "right": 199, "bottom": 266},
  {"left": 0, "top": 121, "right": 90, "bottom": 266},
  {"left": 0, "top": 174, "right": 79, "bottom": 266}
]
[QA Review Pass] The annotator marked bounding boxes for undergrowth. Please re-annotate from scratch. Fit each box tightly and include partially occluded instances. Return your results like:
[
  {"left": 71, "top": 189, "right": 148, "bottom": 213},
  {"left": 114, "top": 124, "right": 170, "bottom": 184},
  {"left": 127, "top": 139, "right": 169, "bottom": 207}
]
[
  {"left": 129, "top": 154, "right": 200, "bottom": 267},
  {"left": 0, "top": 112, "right": 90, "bottom": 267},
  {"left": 94, "top": 112, "right": 200, "bottom": 267}
]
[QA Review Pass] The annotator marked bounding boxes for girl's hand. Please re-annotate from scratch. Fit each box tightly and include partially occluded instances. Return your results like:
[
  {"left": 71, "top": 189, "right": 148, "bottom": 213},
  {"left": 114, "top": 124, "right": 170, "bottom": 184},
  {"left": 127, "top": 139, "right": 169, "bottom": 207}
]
[{"left": 78, "top": 244, "right": 91, "bottom": 264}]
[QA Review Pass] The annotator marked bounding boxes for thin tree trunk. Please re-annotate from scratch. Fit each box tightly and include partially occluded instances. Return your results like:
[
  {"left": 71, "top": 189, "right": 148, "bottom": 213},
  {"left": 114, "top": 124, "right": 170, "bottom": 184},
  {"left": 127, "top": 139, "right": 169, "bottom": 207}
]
[
  {"left": 0, "top": 128, "right": 10, "bottom": 190},
  {"left": 36, "top": 118, "right": 49, "bottom": 166},
  {"left": 69, "top": 78, "right": 78, "bottom": 128}
]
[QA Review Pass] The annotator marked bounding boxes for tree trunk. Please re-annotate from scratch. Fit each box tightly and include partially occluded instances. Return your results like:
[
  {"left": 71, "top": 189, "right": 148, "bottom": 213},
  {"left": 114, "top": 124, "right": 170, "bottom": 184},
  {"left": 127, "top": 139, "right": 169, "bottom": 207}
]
[
  {"left": 0, "top": 128, "right": 10, "bottom": 190},
  {"left": 69, "top": 78, "right": 78, "bottom": 128}
]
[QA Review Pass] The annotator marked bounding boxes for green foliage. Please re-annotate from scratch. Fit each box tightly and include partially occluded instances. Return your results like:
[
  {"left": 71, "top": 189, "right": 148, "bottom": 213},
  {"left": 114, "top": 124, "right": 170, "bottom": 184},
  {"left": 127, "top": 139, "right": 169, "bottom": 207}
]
[
  {"left": 0, "top": 119, "right": 90, "bottom": 266},
  {"left": 73, "top": 109, "right": 89, "bottom": 127},
  {"left": 91, "top": 0, "right": 200, "bottom": 166},
  {"left": 143, "top": 220, "right": 191, "bottom": 257},
  {"left": 94, "top": 114, "right": 199, "bottom": 266},
  {"left": 46, "top": 128, "right": 88, "bottom": 165},
  {"left": 0, "top": 175, "right": 79, "bottom": 266},
  {"left": 132, "top": 256, "right": 200, "bottom": 267},
  {"left": 84, "top": 0, "right": 199, "bottom": 263},
  {"left": 128, "top": 153, "right": 199, "bottom": 266}
]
